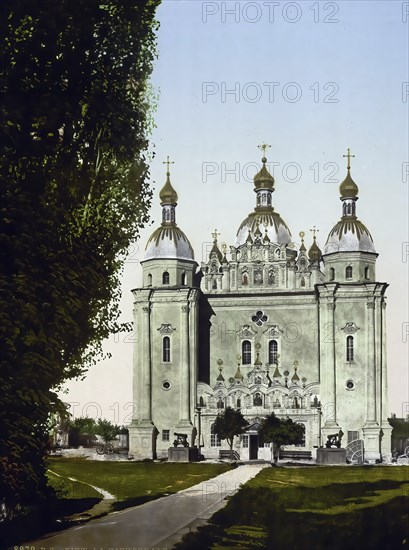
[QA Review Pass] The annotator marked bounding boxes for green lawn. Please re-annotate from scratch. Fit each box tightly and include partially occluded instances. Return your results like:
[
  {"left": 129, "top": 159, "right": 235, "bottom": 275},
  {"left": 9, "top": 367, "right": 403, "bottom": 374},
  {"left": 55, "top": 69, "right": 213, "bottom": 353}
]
[
  {"left": 47, "top": 457, "right": 231, "bottom": 509},
  {"left": 176, "top": 466, "right": 409, "bottom": 550}
]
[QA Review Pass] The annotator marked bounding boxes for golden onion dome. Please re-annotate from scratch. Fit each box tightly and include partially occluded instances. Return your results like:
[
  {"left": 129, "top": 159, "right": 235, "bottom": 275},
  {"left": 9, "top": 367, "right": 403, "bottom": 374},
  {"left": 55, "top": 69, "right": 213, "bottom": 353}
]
[
  {"left": 339, "top": 169, "right": 358, "bottom": 199},
  {"left": 254, "top": 157, "right": 275, "bottom": 190},
  {"left": 308, "top": 237, "right": 322, "bottom": 262},
  {"left": 159, "top": 173, "right": 178, "bottom": 205}
]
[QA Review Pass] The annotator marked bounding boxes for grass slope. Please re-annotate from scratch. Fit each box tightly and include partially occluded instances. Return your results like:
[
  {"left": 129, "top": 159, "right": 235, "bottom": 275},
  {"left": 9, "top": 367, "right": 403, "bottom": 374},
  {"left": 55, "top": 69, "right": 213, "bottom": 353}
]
[
  {"left": 176, "top": 466, "right": 409, "bottom": 550},
  {"left": 47, "top": 458, "right": 231, "bottom": 508}
]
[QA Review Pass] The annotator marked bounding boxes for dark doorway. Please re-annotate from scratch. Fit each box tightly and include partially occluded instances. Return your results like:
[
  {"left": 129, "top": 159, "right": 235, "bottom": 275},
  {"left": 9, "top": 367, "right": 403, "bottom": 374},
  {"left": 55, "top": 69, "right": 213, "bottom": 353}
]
[{"left": 249, "top": 435, "right": 259, "bottom": 459}]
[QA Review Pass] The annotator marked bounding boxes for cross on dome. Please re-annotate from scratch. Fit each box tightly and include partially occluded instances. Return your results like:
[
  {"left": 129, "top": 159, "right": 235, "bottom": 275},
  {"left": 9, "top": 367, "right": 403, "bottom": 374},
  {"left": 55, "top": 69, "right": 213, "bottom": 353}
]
[
  {"left": 162, "top": 155, "right": 175, "bottom": 175},
  {"left": 258, "top": 142, "right": 271, "bottom": 161},
  {"left": 343, "top": 148, "right": 355, "bottom": 170},
  {"left": 211, "top": 228, "right": 220, "bottom": 242}
]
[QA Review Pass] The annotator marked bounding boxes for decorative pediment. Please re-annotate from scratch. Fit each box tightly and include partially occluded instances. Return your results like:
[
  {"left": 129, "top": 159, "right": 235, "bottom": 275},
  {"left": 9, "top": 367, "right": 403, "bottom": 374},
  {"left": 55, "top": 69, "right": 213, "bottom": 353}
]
[
  {"left": 236, "top": 324, "right": 257, "bottom": 339},
  {"left": 341, "top": 322, "right": 360, "bottom": 334},
  {"left": 246, "top": 418, "right": 262, "bottom": 432},
  {"left": 263, "top": 324, "right": 283, "bottom": 338},
  {"left": 157, "top": 323, "right": 176, "bottom": 335}
]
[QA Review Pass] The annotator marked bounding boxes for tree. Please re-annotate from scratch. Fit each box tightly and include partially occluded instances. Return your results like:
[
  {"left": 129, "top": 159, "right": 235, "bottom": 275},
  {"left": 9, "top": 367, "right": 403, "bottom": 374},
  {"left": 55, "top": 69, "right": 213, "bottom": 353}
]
[
  {"left": 0, "top": 0, "right": 160, "bottom": 520},
  {"left": 259, "top": 413, "right": 305, "bottom": 463},
  {"left": 94, "top": 418, "right": 120, "bottom": 443},
  {"left": 68, "top": 417, "right": 98, "bottom": 447},
  {"left": 213, "top": 407, "right": 249, "bottom": 460}
]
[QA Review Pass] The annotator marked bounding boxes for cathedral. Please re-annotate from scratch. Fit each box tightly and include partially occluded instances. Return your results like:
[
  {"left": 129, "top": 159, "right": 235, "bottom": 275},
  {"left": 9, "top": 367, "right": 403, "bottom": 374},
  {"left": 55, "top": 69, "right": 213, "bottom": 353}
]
[{"left": 128, "top": 146, "right": 391, "bottom": 462}]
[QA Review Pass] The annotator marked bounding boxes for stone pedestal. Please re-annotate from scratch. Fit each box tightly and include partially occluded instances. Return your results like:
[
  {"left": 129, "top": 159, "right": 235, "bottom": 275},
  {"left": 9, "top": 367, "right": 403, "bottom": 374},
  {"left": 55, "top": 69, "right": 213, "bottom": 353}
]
[
  {"left": 128, "top": 421, "right": 157, "bottom": 460},
  {"left": 362, "top": 425, "right": 381, "bottom": 462},
  {"left": 316, "top": 447, "right": 347, "bottom": 465},
  {"left": 168, "top": 446, "right": 199, "bottom": 463}
]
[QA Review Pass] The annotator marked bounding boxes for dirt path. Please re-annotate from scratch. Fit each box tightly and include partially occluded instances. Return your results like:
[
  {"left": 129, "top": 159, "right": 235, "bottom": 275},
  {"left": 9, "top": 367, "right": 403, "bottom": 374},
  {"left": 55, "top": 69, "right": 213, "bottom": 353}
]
[
  {"left": 30, "top": 463, "right": 269, "bottom": 549},
  {"left": 48, "top": 469, "right": 116, "bottom": 500}
]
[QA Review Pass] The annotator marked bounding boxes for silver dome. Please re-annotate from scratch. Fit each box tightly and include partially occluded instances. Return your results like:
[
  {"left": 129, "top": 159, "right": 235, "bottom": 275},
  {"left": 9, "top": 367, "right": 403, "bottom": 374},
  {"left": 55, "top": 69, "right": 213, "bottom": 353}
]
[
  {"left": 323, "top": 220, "right": 376, "bottom": 254},
  {"left": 235, "top": 211, "right": 291, "bottom": 248},
  {"left": 145, "top": 225, "right": 195, "bottom": 261}
]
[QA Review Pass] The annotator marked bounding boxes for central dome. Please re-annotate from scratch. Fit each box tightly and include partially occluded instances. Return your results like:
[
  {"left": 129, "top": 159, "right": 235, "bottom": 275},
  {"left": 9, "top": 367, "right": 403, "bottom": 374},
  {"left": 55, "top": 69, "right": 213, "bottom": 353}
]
[
  {"left": 235, "top": 152, "right": 291, "bottom": 247},
  {"left": 235, "top": 210, "right": 291, "bottom": 247}
]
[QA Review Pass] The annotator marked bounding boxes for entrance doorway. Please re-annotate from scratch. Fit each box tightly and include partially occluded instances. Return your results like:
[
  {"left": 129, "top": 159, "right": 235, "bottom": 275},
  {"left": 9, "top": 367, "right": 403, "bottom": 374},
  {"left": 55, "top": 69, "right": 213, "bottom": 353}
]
[{"left": 249, "top": 435, "right": 259, "bottom": 459}]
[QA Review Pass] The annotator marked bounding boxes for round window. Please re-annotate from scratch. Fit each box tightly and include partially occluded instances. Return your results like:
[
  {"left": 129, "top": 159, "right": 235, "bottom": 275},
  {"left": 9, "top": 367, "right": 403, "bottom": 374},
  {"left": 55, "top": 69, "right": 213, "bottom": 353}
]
[
  {"left": 162, "top": 380, "right": 171, "bottom": 391},
  {"left": 346, "top": 380, "right": 355, "bottom": 391}
]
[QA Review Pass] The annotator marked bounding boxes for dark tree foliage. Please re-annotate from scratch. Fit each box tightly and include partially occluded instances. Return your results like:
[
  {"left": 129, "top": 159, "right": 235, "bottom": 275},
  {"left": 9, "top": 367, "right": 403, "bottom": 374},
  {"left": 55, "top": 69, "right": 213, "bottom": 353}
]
[
  {"left": 0, "top": 0, "right": 160, "bottom": 519},
  {"left": 259, "top": 412, "right": 305, "bottom": 462},
  {"left": 95, "top": 418, "right": 121, "bottom": 443},
  {"left": 213, "top": 407, "right": 249, "bottom": 459}
]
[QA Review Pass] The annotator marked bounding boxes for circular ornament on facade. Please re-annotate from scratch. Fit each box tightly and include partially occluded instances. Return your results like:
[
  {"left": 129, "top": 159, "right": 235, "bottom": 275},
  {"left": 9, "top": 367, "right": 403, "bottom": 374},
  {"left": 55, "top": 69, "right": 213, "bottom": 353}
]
[
  {"left": 346, "top": 380, "right": 355, "bottom": 391},
  {"left": 229, "top": 377, "right": 235, "bottom": 384},
  {"left": 162, "top": 380, "right": 171, "bottom": 391}
]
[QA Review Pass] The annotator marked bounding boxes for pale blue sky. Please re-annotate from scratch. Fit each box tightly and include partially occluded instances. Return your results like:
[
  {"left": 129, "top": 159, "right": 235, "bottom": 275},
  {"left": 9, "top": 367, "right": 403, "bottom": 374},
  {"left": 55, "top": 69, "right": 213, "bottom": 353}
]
[{"left": 62, "top": 1, "right": 409, "bottom": 424}]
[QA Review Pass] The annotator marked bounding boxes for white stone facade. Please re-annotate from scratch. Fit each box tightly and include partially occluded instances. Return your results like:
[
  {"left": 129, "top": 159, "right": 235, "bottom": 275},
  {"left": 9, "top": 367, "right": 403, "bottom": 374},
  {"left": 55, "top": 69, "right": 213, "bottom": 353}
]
[{"left": 128, "top": 154, "right": 391, "bottom": 462}]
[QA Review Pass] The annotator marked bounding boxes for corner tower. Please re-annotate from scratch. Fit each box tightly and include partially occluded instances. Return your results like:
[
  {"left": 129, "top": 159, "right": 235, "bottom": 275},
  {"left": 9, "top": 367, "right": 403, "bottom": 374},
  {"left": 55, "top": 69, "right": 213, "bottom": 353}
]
[
  {"left": 317, "top": 149, "right": 390, "bottom": 461},
  {"left": 128, "top": 158, "right": 200, "bottom": 459}
]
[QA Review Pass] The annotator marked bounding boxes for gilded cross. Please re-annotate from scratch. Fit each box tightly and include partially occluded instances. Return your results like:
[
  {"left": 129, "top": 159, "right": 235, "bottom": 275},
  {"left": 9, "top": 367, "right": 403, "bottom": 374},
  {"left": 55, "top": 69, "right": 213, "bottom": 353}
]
[
  {"left": 343, "top": 148, "right": 355, "bottom": 170},
  {"left": 310, "top": 226, "right": 319, "bottom": 239},
  {"left": 162, "top": 155, "right": 175, "bottom": 174},
  {"left": 211, "top": 228, "right": 220, "bottom": 242},
  {"left": 258, "top": 143, "right": 271, "bottom": 158}
]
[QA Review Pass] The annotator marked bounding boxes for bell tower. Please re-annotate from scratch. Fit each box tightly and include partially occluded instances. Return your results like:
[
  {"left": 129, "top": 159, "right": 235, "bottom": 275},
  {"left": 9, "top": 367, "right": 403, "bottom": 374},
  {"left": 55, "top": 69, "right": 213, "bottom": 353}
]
[{"left": 128, "top": 158, "right": 199, "bottom": 459}]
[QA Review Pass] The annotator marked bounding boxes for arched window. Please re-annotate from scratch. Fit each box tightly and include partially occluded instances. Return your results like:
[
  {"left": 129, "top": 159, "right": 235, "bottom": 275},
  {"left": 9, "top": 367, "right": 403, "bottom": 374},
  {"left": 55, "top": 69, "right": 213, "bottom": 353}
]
[
  {"left": 269, "top": 340, "right": 278, "bottom": 364},
  {"left": 237, "top": 398, "right": 241, "bottom": 409},
  {"left": 364, "top": 266, "right": 370, "bottom": 280},
  {"left": 162, "top": 271, "right": 170, "bottom": 284},
  {"left": 181, "top": 272, "right": 186, "bottom": 285},
  {"left": 216, "top": 397, "right": 225, "bottom": 410},
  {"left": 242, "top": 340, "right": 251, "bottom": 365},
  {"left": 346, "top": 335, "right": 354, "bottom": 362},
  {"left": 346, "top": 266, "right": 353, "bottom": 280},
  {"left": 211, "top": 423, "right": 221, "bottom": 447},
  {"left": 212, "top": 279, "right": 217, "bottom": 290},
  {"left": 253, "top": 393, "right": 263, "bottom": 406},
  {"left": 242, "top": 273, "right": 248, "bottom": 286},
  {"left": 199, "top": 396, "right": 205, "bottom": 408},
  {"left": 147, "top": 273, "right": 152, "bottom": 286},
  {"left": 329, "top": 267, "right": 335, "bottom": 281},
  {"left": 300, "top": 276, "right": 305, "bottom": 287},
  {"left": 162, "top": 336, "right": 171, "bottom": 362}
]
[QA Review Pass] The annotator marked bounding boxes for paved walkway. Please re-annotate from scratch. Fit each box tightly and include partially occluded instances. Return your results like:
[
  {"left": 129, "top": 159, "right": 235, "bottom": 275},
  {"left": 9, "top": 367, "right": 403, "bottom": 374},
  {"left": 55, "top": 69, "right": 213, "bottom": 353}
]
[{"left": 27, "top": 463, "right": 268, "bottom": 550}]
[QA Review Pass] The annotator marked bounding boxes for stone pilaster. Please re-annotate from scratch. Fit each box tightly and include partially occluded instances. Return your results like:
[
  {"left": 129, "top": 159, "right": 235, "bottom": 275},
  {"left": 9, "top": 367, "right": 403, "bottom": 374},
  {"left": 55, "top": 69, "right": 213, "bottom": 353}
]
[
  {"left": 176, "top": 303, "right": 193, "bottom": 433},
  {"left": 323, "top": 299, "right": 338, "bottom": 430}
]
